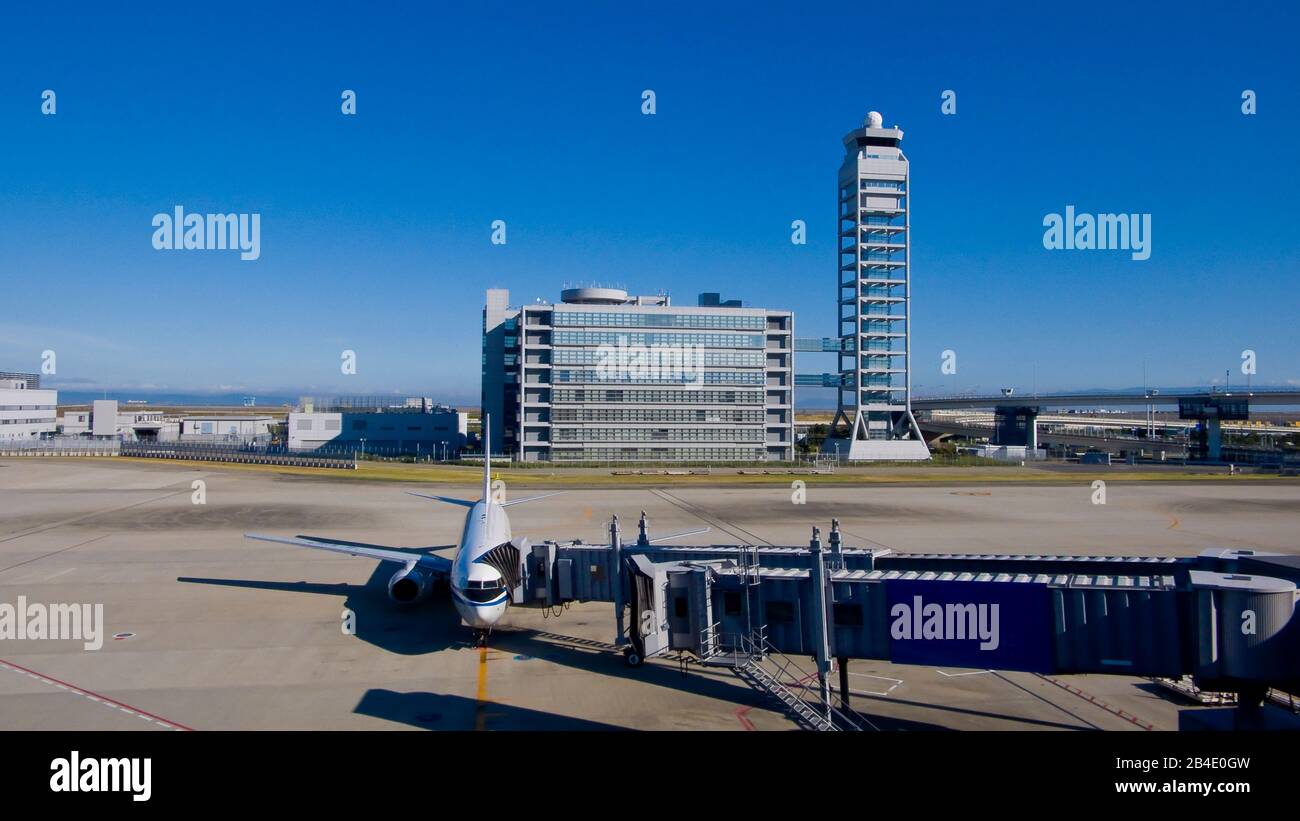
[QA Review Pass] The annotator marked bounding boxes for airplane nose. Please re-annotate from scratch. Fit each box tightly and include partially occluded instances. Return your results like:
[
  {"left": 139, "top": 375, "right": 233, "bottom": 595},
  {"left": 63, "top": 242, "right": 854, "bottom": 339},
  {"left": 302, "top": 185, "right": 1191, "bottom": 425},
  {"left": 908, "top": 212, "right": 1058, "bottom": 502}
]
[{"left": 455, "top": 600, "right": 506, "bottom": 629}]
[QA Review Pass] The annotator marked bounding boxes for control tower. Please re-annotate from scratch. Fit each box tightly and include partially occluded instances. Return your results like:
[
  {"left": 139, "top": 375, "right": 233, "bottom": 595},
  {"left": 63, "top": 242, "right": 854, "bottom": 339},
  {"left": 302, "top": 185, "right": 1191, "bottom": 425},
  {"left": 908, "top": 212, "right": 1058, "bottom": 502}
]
[{"left": 823, "top": 111, "right": 929, "bottom": 460}]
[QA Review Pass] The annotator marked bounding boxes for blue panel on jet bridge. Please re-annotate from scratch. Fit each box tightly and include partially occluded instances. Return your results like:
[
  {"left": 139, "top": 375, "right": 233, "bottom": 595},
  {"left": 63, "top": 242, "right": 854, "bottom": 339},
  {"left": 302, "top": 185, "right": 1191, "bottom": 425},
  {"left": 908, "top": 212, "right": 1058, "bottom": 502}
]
[{"left": 886, "top": 579, "right": 1053, "bottom": 672}]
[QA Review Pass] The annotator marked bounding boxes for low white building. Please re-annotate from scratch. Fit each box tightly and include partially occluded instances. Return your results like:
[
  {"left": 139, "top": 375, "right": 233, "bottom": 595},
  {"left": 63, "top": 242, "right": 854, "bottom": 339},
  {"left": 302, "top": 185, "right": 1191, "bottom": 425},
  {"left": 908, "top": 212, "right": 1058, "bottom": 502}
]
[
  {"left": 59, "top": 401, "right": 180, "bottom": 441},
  {"left": 179, "top": 415, "right": 275, "bottom": 441},
  {"left": 0, "top": 375, "right": 57, "bottom": 440},
  {"left": 288, "top": 397, "right": 467, "bottom": 455},
  {"left": 59, "top": 409, "right": 91, "bottom": 435},
  {"left": 974, "top": 444, "right": 1047, "bottom": 462}
]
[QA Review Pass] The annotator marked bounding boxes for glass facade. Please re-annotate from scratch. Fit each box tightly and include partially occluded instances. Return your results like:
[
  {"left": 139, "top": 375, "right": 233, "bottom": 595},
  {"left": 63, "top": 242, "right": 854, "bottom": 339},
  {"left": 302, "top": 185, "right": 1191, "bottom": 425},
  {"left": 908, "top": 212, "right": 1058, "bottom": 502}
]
[{"left": 493, "top": 296, "right": 793, "bottom": 462}]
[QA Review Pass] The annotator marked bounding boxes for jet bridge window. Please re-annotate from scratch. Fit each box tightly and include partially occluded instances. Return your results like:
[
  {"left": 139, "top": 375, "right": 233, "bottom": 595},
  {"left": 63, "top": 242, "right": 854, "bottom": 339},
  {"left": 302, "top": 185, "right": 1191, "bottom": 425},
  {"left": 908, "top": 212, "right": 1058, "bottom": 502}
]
[
  {"left": 723, "top": 591, "right": 743, "bottom": 617},
  {"left": 833, "top": 602, "right": 864, "bottom": 627},
  {"left": 765, "top": 601, "right": 794, "bottom": 624}
]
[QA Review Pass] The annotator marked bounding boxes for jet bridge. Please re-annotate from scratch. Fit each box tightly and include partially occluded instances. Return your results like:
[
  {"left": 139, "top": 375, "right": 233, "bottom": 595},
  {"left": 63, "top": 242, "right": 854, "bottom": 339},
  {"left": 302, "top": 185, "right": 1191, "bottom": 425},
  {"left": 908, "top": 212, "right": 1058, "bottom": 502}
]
[{"left": 501, "top": 513, "right": 1300, "bottom": 730}]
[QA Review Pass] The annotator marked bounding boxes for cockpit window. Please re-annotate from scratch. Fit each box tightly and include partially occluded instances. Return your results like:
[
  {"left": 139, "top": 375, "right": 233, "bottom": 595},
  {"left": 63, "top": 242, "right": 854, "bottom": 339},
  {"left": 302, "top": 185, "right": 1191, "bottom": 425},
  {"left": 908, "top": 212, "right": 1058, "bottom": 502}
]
[{"left": 463, "top": 579, "right": 506, "bottom": 603}]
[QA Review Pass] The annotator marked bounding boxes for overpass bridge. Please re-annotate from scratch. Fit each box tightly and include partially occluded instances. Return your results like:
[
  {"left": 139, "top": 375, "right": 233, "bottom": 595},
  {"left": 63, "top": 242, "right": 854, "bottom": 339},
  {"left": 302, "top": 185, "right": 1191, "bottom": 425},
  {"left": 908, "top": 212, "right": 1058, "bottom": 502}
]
[
  {"left": 908, "top": 389, "right": 1300, "bottom": 461},
  {"left": 919, "top": 411, "right": 1299, "bottom": 463},
  {"left": 916, "top": 416, "right": 1193, "bottom": 460}
]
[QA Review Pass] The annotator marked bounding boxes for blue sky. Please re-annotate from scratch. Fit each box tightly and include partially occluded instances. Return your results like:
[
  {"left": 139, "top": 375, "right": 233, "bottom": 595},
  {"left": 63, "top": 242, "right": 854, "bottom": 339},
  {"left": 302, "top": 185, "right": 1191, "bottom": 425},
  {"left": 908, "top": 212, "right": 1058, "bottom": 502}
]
[{"left": 2, "top": 2, "right": 1297, "bottom": 406}]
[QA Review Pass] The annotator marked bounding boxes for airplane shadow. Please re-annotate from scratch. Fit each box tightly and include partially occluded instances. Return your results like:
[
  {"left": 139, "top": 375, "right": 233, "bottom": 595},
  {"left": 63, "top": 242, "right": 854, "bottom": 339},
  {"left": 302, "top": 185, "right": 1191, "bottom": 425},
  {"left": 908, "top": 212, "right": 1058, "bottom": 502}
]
[
  {"left": 354, "top": 689, "right": 626, "bottom": 731},
  {"left": 178, "top": 554, "right": 461, "bottom": 656}
]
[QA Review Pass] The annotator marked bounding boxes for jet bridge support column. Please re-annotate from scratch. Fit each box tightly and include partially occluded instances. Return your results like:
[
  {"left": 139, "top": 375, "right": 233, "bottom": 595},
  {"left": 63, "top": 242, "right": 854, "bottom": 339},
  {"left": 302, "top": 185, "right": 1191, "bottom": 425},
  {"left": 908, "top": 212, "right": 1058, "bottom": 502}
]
[
  {"left": 828, "top": 520, "right": 850, "bottom": 710},
  {"left": 828, "top": 518, "right": 845, "bottom": 571},
  {"left": 808, "top": 527, "right": 833, "bottom": 721},
  {"left": 610, "top": 515, "right": 626, "bottom": 648},
  {"left": 636, "top": 510, "right": 651, "bottom": 547}
]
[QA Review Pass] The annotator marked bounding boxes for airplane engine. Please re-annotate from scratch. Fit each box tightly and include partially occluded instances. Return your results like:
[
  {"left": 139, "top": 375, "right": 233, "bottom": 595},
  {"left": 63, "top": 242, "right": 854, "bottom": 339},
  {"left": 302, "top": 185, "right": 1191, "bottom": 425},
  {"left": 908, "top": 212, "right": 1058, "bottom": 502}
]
[{"left": 387, "top": 566, "right": 434, "bottom": 604}]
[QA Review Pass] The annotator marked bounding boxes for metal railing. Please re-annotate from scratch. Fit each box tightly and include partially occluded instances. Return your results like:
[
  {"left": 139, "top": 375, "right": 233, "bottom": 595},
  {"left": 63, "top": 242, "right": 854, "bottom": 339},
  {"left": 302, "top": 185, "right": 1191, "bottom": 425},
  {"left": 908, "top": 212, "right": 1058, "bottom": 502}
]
[
  {"left": 0, "top": 437, "right": 120, "bottom": 456},
  {"left": 698, "top": 623, "right": 866, "bottom": 731},
  {"left": 119, "top": 441, "right": 356, "bottom": 469}
]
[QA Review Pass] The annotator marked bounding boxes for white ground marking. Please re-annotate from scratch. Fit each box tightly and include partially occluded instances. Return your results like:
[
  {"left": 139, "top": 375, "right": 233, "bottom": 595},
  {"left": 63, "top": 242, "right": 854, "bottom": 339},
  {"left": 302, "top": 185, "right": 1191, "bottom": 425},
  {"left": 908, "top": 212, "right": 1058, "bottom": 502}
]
[{"left": 848, "top": 672, "right": 903, "bottom": 696}]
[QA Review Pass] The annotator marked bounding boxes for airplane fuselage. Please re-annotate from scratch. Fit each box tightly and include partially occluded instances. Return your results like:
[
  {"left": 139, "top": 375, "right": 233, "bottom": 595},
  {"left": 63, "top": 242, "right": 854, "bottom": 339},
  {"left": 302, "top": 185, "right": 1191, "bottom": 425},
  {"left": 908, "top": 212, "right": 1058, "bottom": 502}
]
[{"left": 448, "top": 500, "right": 512, "bottom": 628}]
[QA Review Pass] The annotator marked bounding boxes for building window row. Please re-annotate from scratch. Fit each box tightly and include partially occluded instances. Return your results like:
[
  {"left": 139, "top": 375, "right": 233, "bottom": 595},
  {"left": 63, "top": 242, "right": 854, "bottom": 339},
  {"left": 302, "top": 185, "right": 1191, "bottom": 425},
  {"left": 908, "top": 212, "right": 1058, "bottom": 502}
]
[
  {"left": 860, "top": 179, "right": 905, "bottom": 191},
  {"left": 551, "top": 407, "right": 764, "bottom": 424},
  {"left": 552, "top": 370, "right": 766, "bottom": 385},
  {"left": 552, "top": 427, "right": 765, "bottom": 443},
  {"left": 551, "top": 331, "right": 765, "bottom": 349},
  {"left": 553, "top": 312, "right": 767, "bottom": 330},
  {"left": 550, "top": 349, "right": 765, "bottom": 368},
  {"left": 550, "top": 446, "right": 767, "bottom": 462},
  {"left": 551, "top": 388, "right": 765, "bottom": 405}
]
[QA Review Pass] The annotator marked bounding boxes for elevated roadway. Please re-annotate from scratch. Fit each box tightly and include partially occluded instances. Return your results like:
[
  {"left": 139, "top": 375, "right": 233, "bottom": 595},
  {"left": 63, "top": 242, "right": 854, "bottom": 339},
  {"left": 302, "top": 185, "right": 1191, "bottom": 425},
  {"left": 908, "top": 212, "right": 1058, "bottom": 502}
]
[
  {"left": 911, "top": 389, "right": 1299, "bottom": 460},
  {"left": 912, "top": 389, "right": 1300, "bottom": 411}
]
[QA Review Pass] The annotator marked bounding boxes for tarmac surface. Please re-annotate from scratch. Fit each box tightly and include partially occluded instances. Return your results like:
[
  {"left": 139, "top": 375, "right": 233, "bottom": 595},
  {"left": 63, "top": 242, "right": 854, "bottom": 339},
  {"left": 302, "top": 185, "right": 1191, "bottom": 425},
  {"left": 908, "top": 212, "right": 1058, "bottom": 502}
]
[{"left": 1, "top": 457, "right": 1297, "bottom": 731}]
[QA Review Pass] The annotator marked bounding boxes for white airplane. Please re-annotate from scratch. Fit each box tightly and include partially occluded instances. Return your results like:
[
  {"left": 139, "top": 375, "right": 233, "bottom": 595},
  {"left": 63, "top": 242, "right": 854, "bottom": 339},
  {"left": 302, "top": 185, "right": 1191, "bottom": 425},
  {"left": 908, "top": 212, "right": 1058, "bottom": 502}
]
[{"left": 244, "top": 415, "right": 560, "bottom": 644}]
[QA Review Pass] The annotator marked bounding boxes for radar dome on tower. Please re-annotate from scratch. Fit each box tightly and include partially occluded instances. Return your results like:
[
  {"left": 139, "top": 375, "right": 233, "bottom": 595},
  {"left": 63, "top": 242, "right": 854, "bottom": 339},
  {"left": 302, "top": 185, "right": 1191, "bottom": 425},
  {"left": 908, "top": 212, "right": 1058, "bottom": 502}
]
[{"left": 865, "top": 111, "right": 883, "bottom": 129}]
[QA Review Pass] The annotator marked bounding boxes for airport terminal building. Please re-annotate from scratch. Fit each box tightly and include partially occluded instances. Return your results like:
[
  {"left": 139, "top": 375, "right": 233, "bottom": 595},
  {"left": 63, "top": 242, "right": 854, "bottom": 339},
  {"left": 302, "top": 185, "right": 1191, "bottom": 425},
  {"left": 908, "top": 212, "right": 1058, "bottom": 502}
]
[{"left": 483, "top": 287, "right": 794, "bottom": 462}]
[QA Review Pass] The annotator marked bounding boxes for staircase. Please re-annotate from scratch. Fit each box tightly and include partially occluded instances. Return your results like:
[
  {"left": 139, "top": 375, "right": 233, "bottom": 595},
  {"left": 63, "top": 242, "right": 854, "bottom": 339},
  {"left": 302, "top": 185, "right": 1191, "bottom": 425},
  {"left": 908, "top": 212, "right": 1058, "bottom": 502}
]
[
  {"left": 700, "top": 624, "right": 864, "bottom": 732},
  {"left": 734, "top": 658, "right": 843, "bottom": 731}
]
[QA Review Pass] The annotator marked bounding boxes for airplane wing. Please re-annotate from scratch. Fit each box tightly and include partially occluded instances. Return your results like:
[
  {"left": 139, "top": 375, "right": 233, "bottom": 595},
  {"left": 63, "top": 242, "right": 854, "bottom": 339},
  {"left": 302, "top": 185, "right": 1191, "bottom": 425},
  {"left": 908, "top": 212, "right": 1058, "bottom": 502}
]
[
  {"left": 499, "top": 491, "right": 565, "bottom": 508},
  {"left": 405, "top": 491, "right": 476, "bottom": 508},
  {"left": 647, "top": 527, "right": 711, "bottom": 544},
  {"left": 244, "top": 533, "right": 453, "bottom": 574}
]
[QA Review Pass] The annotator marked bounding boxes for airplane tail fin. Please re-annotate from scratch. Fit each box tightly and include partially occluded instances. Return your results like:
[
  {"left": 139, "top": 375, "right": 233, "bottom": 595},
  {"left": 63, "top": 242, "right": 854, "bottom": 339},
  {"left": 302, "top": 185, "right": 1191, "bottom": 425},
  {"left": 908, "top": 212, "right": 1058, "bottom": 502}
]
[{"left": 482, "top": 412, "right": 491, "bottom": 505}]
